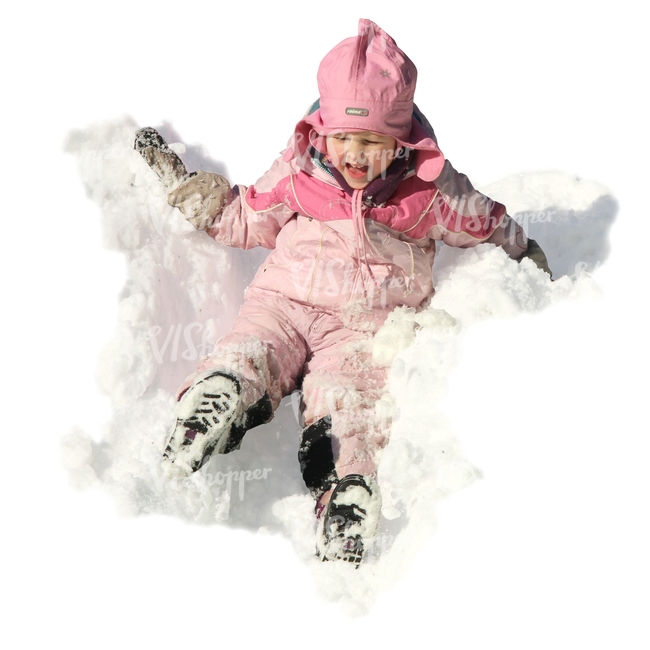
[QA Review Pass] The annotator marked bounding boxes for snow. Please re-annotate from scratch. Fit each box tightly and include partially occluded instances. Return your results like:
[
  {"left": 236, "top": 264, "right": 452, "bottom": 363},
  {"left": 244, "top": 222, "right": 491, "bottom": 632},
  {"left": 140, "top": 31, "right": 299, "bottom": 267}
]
[{"left": 3, "top": 1, "right": 649, "bottom": 647}]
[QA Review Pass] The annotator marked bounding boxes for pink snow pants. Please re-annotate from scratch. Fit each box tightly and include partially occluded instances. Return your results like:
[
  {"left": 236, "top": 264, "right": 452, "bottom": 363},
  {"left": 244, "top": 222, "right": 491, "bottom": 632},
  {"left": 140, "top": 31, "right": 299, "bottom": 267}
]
[{"left": 179, "top": 286, "right": 391, "bottom": 478}]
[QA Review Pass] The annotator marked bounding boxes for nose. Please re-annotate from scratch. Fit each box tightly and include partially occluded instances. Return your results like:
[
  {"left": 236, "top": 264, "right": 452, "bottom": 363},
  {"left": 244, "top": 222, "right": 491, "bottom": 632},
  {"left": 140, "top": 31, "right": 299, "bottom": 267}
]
[{"left": 344, "top": 139, "right": 367, "bottom": 165}]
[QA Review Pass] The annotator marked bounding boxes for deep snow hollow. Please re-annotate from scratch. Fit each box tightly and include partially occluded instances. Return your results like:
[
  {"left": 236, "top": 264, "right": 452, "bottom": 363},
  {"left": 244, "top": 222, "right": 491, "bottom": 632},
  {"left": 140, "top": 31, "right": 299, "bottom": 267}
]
[{"left": 62, "top": 116, "right": 612, "bottom": 614}]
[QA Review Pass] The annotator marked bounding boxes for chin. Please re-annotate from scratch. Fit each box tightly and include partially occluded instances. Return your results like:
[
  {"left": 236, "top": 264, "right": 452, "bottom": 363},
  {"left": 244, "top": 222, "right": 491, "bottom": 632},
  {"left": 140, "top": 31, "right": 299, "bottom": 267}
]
[{"left": 343, "top": 175, "right": 371, "bottom": 190}]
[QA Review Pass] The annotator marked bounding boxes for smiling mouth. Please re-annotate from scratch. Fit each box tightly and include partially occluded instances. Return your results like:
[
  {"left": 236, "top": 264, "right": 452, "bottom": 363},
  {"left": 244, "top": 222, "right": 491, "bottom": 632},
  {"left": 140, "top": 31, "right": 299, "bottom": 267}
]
[{"left": 345, "top": 164, "right": 369, "bottom": 180}]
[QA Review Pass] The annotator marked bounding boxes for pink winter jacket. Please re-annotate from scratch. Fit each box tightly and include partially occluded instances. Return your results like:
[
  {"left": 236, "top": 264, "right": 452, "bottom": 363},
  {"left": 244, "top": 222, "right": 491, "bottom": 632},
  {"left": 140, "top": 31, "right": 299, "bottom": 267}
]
[{"left": 205, "top": 128, "right": 527, "bottom": 327}]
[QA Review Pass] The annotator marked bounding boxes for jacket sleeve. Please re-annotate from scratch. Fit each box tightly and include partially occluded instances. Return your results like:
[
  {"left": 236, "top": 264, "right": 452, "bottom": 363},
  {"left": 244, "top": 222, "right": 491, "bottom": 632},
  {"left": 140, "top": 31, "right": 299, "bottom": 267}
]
[
  {"left": 204, "top": 155, "right": 297, "bottom": 250},
  {"left": 425, "top": 160, "right": 527, "bottom": 259}
]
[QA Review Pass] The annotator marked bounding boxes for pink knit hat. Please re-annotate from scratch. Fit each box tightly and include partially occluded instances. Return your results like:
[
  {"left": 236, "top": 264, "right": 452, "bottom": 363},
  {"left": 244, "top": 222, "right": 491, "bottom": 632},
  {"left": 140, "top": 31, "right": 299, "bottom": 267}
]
[{"left": 289, "top": 19, "right": 445, "bottom": 182}]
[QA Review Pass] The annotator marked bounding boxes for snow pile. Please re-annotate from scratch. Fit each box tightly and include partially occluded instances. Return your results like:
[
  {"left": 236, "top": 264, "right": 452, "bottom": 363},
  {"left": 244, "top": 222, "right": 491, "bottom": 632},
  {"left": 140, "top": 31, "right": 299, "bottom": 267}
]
[
  {"left": 62, "top": 116, "right": 612, "bottom": 615},
  {"left": 483, "top": 171, "right": 615, "bottom": 280}
]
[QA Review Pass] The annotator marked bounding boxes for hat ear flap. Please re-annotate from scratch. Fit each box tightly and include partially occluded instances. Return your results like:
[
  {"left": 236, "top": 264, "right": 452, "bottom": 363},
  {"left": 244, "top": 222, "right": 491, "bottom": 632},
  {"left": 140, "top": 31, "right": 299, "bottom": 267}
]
[{"left": 309, "top": 130, "right": 328, "bottom": 155}]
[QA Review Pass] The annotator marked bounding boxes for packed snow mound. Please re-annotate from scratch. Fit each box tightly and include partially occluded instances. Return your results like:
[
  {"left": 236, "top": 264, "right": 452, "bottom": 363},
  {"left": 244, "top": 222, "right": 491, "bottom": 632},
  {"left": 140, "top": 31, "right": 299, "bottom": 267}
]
[
  {"left": 62, "top": 116, "right": 612, "bottom": 614},
  {"left": 483, "top": 171, "right": 615, "bottom": 280}
]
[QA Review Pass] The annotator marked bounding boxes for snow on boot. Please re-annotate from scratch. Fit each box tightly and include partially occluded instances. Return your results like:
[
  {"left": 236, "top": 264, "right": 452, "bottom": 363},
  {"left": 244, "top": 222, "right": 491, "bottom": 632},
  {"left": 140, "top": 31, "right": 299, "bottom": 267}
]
[
  {"left": 134, "top": 126, "right": 188, "bottom": 191},
  {"left": 162, "top": 372, "right": 244, "bottom": 479},
  {"left": 317, "top": 474, "right": 381, "bottom": 566}
]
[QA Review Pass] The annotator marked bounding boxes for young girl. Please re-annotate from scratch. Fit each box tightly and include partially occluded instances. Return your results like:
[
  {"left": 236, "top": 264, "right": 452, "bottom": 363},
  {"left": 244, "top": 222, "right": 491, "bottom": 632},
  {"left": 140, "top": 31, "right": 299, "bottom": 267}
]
[{"left": 135, "top": 19, "right": 550, "bottom": 565}]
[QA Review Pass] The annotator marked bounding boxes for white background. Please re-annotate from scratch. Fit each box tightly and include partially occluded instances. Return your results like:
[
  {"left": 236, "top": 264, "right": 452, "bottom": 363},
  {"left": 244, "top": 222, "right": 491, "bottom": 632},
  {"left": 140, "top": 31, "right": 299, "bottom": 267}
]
[{"left": 2, "top": 1, "right": 648, "bottom": 647}]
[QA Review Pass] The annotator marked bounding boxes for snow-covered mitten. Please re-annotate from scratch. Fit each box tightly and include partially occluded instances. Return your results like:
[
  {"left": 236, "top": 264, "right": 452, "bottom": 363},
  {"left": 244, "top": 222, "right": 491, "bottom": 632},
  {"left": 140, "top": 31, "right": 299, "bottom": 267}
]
[
  {"left": 167, "top": 170, "right": 232, "bottom": 231},
  {"left": 162, "top": 371, "right": 272, "bottom": 479},
  {"left": 520, "top": 238, "right": 552, "bottom": 278},
  {"left": 316, "top": 474, "right": 381, "bottom": 566},
  {"left": 134, "top": 127, "right": 231, "bottom": 230},
  {"left": 134, "top": 126, "right": 188, "bottom": 190}
]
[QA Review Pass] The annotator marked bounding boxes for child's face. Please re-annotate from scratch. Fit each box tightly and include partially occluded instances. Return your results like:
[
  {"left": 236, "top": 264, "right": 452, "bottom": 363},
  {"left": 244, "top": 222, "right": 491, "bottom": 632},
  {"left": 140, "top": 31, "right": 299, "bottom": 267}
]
[{"left": 325, "top": 131, "right": 398, "bottom": 190}]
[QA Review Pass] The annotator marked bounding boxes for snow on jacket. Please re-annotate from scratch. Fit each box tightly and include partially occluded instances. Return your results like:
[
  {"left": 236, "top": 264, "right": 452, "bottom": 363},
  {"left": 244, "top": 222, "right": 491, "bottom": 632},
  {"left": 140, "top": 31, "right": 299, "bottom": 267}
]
[{"left": 204, "top": 126, "right": 527, "bottom": 329}]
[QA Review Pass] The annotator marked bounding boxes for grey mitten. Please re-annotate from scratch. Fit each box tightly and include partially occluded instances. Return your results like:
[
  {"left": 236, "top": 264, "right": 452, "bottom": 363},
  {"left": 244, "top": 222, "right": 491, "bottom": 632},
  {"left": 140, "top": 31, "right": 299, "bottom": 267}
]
[
  {"left": 167, "top": 170, "right": 231, "bottom": 231},
  {"left": 134, "top": 127, "right": 188, "bottom": 190},
  {"left": 520, "top": 238, "right": 552, "bottom": 278},
  {"left": 134, "top": 127, "right": 231, "bottom": 230}
]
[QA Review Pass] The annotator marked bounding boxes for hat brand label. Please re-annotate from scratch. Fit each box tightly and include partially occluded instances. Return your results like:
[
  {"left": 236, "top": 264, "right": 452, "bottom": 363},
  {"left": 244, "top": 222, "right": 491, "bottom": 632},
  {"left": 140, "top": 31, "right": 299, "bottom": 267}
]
[{"left": 345, "top": 107, "right": 370, "bottom": 117}]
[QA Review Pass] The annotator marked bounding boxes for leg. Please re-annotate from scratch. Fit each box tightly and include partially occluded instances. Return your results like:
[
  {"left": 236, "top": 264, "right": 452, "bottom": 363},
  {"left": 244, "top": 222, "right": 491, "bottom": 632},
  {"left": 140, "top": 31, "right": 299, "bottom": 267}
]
[
  {"left": 162, "top": 289, "right": 308, "bottom": 478},
  {"left": 298, "top": 415, "right": 337, "bottom": 509},
  {"left": 302, "top": 334, "right": 391, "bottom": 480},
  {"left": 300, "top": 322, "right": 392, "bottom": 564}
]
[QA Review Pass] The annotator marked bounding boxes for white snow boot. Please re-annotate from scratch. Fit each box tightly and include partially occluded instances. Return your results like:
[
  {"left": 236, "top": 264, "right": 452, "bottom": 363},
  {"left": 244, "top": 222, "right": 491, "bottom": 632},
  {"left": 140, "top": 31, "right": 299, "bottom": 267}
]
[
  {"left": 317, "top": 474, "right": 381, "bottom": 566},
  {"left": 161, "top": 371, "right": 269, "bottom": 479}
]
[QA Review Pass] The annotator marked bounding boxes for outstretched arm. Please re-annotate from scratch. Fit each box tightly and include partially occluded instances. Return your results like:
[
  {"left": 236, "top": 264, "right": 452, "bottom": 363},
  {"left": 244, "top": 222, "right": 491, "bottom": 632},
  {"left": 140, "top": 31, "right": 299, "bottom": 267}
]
[
  {"left": 428, "top": 159, "right": 552, "bottom": 276},
  {"left": 134, "top": 127, "right": 296, "bottom": 250}
]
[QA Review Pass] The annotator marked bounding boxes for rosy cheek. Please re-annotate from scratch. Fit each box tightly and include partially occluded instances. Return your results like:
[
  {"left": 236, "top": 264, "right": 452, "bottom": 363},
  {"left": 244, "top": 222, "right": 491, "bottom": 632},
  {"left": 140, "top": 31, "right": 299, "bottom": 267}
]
[{"left": 332, "top": 147, "right": 347, "bottom": 165}]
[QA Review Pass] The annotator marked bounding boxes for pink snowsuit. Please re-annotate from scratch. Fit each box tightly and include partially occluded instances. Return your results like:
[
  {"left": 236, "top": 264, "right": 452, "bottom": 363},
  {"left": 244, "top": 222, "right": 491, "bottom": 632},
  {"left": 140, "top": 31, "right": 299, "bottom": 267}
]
[
  {"left": 180, "top": 126, "right": 526, "bottom": 481},
  {"left": 179, "top": 20, "right": 528, "bottom": 488}
]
